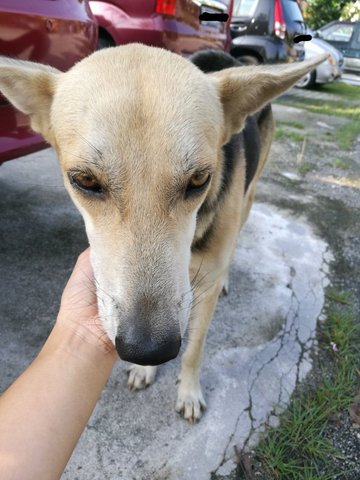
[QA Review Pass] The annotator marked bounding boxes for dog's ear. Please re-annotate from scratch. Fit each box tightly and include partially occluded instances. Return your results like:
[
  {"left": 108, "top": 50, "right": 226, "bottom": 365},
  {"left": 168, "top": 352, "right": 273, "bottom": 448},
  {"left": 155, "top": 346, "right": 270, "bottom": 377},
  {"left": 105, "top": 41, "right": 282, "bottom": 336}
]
[
  {"left": 0, "top": 57, "right": 61, "bottom": 143},
  {"left": 212, "top": 54, "right": 329, "bottom": 140}
]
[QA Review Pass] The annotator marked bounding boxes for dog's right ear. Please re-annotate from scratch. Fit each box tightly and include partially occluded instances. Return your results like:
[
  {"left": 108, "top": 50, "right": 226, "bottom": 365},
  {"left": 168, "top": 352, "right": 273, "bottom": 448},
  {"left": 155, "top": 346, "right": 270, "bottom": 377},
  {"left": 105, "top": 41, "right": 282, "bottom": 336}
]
[{"left": 0, "top": 57, "right": 61, "bottom": 143}]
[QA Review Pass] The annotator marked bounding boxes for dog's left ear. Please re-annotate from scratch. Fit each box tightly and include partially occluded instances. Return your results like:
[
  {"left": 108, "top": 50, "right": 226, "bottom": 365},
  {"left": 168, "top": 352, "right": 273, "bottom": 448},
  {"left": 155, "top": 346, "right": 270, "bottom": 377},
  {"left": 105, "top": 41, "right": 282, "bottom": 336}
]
[
  {"left": 212, "top": 54, "right": 328, "bottom": 141},
  {"left": 0, "top": 57, "right": 61, "bottom": 143}
]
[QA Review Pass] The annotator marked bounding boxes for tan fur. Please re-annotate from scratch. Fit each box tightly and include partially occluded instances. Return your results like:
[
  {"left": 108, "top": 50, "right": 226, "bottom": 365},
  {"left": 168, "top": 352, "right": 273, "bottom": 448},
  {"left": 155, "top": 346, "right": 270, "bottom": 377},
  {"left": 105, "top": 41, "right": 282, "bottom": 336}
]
[{"left": 0, "top": 46, "right": 328, "bottom": 422}]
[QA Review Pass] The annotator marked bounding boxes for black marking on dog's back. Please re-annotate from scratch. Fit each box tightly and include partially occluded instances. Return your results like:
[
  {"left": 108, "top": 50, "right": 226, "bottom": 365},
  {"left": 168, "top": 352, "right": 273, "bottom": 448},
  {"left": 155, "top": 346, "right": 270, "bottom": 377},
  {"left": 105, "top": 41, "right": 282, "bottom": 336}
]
[
  {"left": 243, "top": 115, "right": 261, "bottom": 191},
  {"left": 189, "top": 49, "right": 243, "bottom": 72},
  {"left": 190, "top": 50, "right": 264, "bottom": 194},
  {"left": 190, "top": 50, "right": 267, "bottom": 252}
]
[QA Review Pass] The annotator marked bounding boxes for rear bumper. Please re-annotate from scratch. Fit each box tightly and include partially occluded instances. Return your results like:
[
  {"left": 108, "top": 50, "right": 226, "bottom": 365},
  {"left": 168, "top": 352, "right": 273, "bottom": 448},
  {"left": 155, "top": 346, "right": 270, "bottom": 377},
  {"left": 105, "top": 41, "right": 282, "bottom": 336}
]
[
  {"left": 231, "top": 35, "right": 304, "bottom": 63},
  {"left": 316, "top": 63, "right": 342, "bottom": 84},
  {"left": 91, "top": 1, "right": 229, "bottom": 56},
  {"left": 343, "top": 56, "right": 360, "bottom": 73}
]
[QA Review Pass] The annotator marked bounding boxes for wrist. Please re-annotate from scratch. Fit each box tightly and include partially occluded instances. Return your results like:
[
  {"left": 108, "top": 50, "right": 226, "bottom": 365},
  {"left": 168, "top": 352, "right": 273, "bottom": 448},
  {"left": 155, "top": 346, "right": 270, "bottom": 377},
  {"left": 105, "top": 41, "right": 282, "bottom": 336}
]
[{"left": 40, "top": 320, "right": 118, "bottom": 369}]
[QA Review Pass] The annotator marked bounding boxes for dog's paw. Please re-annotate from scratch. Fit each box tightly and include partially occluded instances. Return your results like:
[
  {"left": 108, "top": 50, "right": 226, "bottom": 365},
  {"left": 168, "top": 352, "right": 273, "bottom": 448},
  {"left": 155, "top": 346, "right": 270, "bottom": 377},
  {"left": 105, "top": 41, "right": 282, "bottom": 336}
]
[
  {"left": 127, "top": 365, "right": 157, "bottom": 391},
  {"left": 175, "top": 384, "right": 206, "bottom": 423}
]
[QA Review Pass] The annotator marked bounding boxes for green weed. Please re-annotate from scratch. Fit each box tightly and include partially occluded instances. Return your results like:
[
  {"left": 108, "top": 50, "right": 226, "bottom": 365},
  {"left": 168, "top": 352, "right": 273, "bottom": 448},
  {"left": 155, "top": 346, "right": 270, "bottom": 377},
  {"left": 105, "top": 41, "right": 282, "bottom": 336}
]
[
  {"left": 332, "top": 158, "right": 350, "bottom": 170},
  {"left": 275, "top": 128, "right": 305, "bottom": 142},
  {"left": 297, "top": 162, "right": 313, "bottom": 175}
]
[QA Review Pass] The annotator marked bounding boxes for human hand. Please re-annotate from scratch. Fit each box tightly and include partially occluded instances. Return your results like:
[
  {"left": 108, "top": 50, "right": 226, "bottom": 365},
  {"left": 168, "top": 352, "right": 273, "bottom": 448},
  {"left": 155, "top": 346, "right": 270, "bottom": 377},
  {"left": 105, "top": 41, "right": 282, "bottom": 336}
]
[{"left": 58, "top": 248, "right": 116, "bottom": 356}]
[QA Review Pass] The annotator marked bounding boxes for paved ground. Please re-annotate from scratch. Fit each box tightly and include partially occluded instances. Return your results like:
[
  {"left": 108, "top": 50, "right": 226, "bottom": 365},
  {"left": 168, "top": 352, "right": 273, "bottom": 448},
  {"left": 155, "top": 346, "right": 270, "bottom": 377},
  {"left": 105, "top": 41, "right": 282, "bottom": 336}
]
[{"left": 0, "top": 143, "right": 331, "bottom": 479}]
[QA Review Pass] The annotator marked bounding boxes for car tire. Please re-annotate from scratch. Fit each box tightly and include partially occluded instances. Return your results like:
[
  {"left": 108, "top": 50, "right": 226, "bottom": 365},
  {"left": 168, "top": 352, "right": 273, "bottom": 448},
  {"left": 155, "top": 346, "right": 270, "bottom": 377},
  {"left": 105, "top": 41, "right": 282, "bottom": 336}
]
[
  {"left": 296, "top": 70, "right": 316, "bottom": 89},
  {"left": 97, "top": 32, "right": 115, "bottom": 50},
  {"left": 236, "top": 55, "right": 260, "bottom": 66}
]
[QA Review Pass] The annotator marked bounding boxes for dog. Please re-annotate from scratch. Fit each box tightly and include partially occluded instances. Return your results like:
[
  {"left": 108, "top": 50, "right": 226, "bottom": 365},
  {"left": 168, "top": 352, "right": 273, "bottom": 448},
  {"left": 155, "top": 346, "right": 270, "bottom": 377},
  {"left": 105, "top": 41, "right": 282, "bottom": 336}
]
[{"left": 0, "top": 45, "right": 327, "bottom": 422}]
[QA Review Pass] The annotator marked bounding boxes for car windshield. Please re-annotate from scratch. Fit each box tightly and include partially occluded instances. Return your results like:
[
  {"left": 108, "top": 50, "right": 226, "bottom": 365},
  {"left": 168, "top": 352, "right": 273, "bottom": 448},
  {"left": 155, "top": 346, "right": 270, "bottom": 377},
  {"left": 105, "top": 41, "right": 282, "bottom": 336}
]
[
  {"left": 232, "top": 0, "right": 258, "bottom": 17},
  {"left": 321, "top": 24, "right": 354, "bottom": 42}
]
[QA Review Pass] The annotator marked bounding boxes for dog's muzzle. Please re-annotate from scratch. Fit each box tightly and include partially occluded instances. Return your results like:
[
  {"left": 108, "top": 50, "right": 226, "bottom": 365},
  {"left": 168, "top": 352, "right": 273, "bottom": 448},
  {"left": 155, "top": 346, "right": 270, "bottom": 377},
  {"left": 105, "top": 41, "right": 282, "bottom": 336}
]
[
  {"left": 115, "top": 333, "right": 181, "bottom": 366},
  {"left": 113, "top": 293, "right": 183, "bottom": 365}
]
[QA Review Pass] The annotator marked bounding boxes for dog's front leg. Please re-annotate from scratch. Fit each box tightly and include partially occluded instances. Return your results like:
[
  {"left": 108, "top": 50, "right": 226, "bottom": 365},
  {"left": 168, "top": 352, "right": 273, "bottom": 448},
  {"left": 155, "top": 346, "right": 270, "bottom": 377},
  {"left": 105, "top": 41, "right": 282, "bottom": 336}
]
[
  {"left": 127, "top": 365, "right": 157, "bottom": 391},
  {"left": 176, "top": 280, "right": 222, "bottom": 423}
]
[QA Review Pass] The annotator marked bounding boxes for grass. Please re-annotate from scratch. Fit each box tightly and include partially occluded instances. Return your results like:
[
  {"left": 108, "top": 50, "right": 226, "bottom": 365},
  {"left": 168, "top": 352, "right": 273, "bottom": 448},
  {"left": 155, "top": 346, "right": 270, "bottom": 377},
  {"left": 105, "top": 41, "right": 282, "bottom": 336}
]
[
  {"left": 334, "top": 119, "right": 360, "bottom": 150},
  {"left": 276, "top": 84, "right": 360, "bottom": 150},
  {"left": 247, "top": 288, "right": 360, "bottom": 480},
  {"left": 275, "top": 128, "right": 305, "bottom": 142},
  {"left": 326, "top": 288, "right": 353, "bottom": 305},
  {"left": 277, "top": 97, "right": 360, "bottom": 121},
  {"left": 297, "top": 162, "right": 313, "bottom": 175},
  {"left": 320, "top": 82, "right": 360, "bottom": 102},
  {"left": 277, "top": 120, "right": 305, "bottom": 130},
  {"left": 332, "top": 158, "right": 350, "bottom": 170}
]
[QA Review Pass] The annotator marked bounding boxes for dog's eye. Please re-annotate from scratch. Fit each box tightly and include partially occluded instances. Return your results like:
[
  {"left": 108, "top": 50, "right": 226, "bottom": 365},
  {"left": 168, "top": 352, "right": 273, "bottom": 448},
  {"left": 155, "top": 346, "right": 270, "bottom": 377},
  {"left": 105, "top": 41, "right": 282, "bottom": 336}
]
[
  {"left": 185, "top": 172, "right": 211, "bottom": 197},
  {"left": 68, "top": 172, "right": 104, "bottom": 196}
]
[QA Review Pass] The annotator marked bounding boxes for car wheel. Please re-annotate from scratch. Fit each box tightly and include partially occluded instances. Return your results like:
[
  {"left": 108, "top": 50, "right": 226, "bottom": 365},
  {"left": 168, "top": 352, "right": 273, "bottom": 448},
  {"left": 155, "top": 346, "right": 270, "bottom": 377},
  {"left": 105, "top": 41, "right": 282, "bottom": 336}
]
[
  {"left": 236, "top": 55, "right": 260, "bottom": 66},
  {"left": 296, "top": 70, "right": 316, "bottom": 89},
  {"left": 97, "top": 32, "right": 115, "bottom": 50}
]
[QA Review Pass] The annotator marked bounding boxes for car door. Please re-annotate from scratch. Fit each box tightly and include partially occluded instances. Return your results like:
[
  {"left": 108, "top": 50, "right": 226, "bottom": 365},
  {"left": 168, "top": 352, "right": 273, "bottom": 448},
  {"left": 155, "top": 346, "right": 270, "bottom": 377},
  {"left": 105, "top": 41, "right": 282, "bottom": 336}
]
[{"left": 319, "top": 22, "right": 356, "bottom": 55}]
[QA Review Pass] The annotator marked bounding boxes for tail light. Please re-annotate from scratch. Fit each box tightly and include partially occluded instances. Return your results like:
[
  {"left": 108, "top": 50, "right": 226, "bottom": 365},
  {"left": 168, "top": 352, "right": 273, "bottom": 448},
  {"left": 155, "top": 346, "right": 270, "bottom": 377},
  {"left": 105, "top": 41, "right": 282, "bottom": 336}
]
[
  {"left": 155, "top": 0, "right": 176, "bottom": 16},
  {"left": 274, "top": 0, "right": 286, "bottom": 40}
]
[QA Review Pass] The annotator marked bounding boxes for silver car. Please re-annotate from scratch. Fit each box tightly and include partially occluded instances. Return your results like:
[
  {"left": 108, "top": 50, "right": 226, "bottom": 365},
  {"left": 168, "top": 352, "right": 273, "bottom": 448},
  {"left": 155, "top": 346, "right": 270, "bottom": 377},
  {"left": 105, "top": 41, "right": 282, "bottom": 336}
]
[{"left": 296, "top": 36, "right": 344, "bottom": 89}]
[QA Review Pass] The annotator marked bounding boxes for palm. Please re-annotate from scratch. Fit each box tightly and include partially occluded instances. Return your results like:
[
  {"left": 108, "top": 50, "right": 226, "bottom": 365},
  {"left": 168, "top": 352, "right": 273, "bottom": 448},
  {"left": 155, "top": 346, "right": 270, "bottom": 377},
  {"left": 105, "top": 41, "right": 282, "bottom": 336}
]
[{"left": 59, "top": 249, "right": 116, "bottom": 354}]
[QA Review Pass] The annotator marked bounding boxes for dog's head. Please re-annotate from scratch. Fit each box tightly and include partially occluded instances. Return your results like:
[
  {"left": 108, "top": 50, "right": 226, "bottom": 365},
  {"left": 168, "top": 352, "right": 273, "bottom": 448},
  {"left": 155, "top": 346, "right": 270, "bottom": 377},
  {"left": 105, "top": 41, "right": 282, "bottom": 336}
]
[{"left": 0, "top": 45, "right": 327, "bottom": 365}]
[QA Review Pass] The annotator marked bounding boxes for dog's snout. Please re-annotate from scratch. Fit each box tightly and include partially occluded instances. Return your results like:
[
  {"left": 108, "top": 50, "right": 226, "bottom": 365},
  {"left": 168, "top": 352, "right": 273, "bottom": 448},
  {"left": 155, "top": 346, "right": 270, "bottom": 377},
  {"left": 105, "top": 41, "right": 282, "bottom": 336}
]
[
  {"left": 115, "top": 294, "right": 183, "bottom": 365},
  {"left": 115, "top": 333, "right": 181, "bottom": 366}
]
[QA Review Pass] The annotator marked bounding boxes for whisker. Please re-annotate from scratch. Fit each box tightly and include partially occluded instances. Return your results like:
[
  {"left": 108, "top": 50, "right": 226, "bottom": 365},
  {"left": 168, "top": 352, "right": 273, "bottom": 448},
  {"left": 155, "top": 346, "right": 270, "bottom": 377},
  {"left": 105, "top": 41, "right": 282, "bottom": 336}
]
[
  {"left": 191, "top": 282, "right": 217, "bottom": 310},
  {"left": 190, "top": 256, "right": 205, "bottom": 287},
  {"left": 191, "top": 269, "right": 214, "bottom": 291},
  {"left": 75, "top": 130, "right": 103, "bottom": 160},
  {"left": 77, "top": 265, "right": 117, "bottom": 306}
]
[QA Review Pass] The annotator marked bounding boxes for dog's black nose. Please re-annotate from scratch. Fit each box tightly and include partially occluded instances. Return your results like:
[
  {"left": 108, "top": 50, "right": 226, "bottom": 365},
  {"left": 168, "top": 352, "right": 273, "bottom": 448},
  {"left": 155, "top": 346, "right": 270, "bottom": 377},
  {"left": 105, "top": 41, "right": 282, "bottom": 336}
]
[{"left": 115, "top": 334, "right": 181, "bottom": 366}]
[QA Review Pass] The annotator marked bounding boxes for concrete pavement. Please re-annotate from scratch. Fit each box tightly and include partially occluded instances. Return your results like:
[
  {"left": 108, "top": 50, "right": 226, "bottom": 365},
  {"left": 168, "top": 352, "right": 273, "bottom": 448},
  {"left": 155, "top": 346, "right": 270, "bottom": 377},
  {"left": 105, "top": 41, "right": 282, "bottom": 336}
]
[{"left": 0, "top": 148, "right": 330, "bottom": 479}]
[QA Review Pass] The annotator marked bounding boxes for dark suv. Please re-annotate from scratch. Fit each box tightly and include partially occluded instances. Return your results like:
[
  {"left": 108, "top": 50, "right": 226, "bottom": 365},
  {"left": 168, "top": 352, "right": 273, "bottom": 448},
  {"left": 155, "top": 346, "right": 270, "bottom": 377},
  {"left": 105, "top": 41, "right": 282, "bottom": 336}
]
[{"left": 230, "top": 0, "right": 306, "bottom": 64}]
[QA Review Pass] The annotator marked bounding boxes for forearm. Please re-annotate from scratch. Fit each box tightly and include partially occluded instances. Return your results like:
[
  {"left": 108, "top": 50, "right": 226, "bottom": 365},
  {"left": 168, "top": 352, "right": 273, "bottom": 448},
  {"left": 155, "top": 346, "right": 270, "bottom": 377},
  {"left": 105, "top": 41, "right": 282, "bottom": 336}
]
[{"left": 0, "top": 321, "right": 117, "bottom": 480}]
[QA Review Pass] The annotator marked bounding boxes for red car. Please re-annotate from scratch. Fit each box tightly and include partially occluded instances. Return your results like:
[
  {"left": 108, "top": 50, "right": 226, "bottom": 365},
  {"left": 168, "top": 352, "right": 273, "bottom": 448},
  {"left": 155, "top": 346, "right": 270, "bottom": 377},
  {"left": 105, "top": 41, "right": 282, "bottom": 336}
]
[
  {"left": 90, "top": 0, "right": 233, "bottom": 56},
  {"left": 0, "top": 0, "right": 97, "bottom": 164}
]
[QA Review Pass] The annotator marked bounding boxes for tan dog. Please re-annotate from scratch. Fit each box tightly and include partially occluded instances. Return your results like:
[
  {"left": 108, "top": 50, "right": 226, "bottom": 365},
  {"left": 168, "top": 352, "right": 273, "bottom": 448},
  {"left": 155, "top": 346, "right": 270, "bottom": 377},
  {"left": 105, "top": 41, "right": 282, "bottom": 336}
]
[{"left": 0, "top": 45, "right": 327, "bottom": 422}]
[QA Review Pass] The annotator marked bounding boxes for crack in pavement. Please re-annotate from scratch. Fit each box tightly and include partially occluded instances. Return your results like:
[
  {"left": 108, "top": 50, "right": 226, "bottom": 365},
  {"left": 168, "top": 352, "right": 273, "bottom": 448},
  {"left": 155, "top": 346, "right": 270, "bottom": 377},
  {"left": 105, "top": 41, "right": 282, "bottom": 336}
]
[{"left": 214, "top": 241, "right": 330, "bottom": 474}]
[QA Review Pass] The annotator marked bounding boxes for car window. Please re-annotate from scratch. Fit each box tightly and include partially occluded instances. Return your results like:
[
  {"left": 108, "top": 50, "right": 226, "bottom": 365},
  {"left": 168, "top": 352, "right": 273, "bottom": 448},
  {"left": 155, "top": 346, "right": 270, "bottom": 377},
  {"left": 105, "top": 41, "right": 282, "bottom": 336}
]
[
  {"left": 321, "top": 24, "right": 354, "bottom": 42},
  {"left": 233, "top": 0, "right": 258, "bottom": 17},
  {"left": 281, "top": 0, "right": 304, "bottom": 22}
]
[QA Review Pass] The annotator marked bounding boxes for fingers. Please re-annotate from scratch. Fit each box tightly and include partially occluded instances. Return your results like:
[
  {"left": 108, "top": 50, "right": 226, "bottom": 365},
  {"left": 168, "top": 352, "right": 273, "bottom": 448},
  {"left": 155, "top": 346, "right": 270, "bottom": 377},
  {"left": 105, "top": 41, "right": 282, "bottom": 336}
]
[{"left": 61, "top": 248, "right": 97, "bottom": 310}]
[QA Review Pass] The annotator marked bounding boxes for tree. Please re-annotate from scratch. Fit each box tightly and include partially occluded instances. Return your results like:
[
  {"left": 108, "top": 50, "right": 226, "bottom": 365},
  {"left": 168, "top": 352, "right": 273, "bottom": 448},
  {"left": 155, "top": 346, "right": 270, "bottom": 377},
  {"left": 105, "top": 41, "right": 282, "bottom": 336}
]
[
  {"left": 304, "top": 0, "right": 348, "bottom": 30},
  {"left": 340, "top": 0, "right": 360, "bottom": 21}
]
